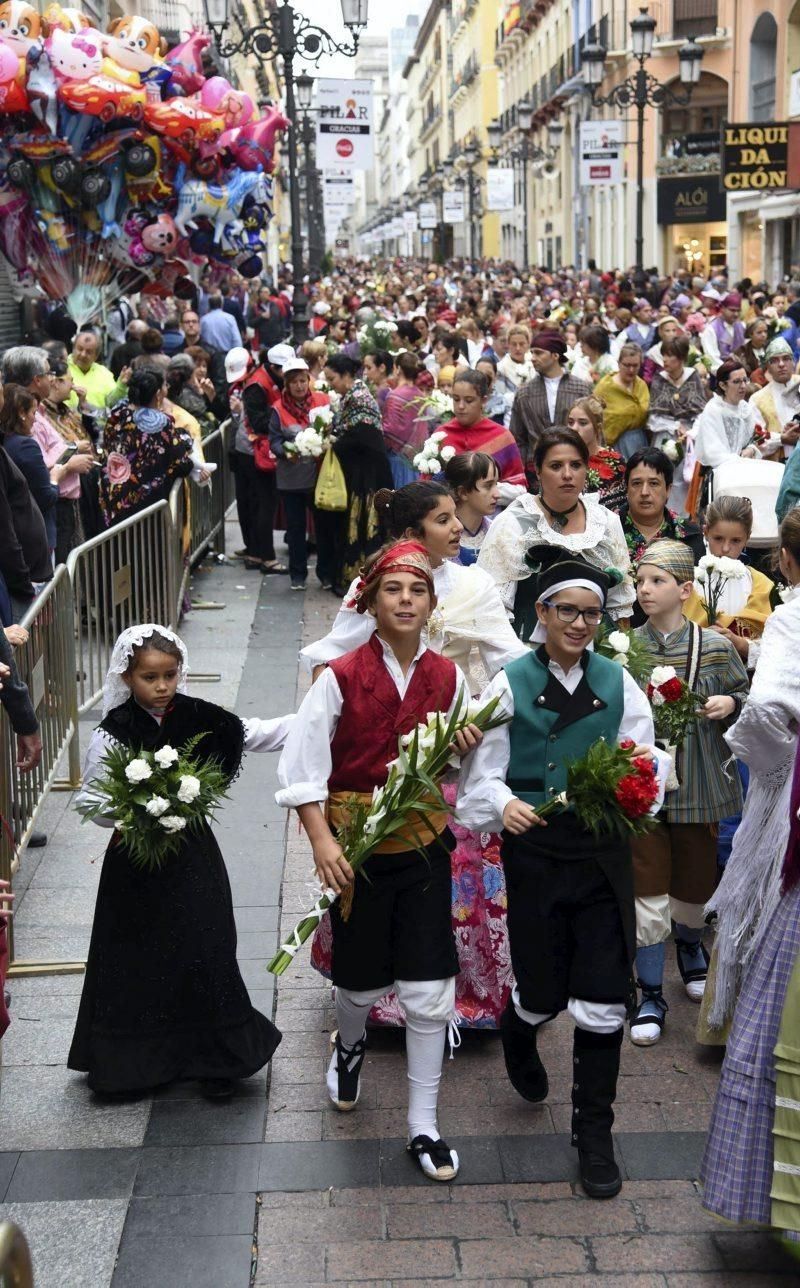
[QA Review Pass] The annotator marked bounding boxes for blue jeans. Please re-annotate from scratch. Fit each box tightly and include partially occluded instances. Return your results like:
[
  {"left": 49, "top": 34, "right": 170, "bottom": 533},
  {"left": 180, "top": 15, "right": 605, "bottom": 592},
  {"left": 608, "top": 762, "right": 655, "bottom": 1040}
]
[{"left": 615, "top": 428, "right": 648, "bottom": 460}]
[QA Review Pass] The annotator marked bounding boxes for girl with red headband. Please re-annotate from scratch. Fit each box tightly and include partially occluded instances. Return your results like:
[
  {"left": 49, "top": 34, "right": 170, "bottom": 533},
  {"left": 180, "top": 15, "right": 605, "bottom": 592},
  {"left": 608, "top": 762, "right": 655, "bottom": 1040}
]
[{"left": 277, "top": 540, "right": 481, "bottom": 1183}]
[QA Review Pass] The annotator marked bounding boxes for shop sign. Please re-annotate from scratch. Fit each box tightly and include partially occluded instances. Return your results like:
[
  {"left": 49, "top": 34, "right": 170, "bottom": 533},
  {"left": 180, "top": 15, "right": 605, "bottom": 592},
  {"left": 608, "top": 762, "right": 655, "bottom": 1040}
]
[
  {"left": 657, "top": 176, "right": 727, "bottom": 224},
  {"left": 721, "top": 123, "right": 789, "bottom": 191}
]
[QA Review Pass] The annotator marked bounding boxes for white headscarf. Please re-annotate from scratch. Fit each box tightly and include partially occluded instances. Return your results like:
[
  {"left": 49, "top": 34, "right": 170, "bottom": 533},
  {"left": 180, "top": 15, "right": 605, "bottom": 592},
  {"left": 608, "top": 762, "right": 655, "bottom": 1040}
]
[{"left": 101, "top": 624, "right": 188, "bottom": 716}]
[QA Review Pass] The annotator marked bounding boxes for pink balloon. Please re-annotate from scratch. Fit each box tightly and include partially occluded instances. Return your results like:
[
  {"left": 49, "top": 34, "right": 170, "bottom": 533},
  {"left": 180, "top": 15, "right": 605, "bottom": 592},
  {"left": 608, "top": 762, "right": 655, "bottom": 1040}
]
[
  {"left": 200, "top": 76, "right": 253, "bottom": 129},
  {"left": 220, "top": 106, "right": 289, "bottom": 172},
  {"left": 0, "top": 36, "right": 20, "bottom": 81},
  {"left": 164, "top": 28, "right": 209, "bottom": 94},
  {"left": 140, "top": 212, "right": 178, "bottom": 256}
]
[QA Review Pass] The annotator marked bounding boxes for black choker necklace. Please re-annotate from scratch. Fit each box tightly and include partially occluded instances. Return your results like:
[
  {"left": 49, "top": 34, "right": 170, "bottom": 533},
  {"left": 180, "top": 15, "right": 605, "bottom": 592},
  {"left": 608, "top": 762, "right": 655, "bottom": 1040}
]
[{"left": 540, "top": 497, "right": 580, "bottom": 532}]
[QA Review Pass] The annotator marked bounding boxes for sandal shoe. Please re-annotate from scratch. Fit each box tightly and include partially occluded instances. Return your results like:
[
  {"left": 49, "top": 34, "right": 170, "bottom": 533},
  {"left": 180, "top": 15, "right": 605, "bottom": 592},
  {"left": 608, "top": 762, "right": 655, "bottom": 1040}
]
[
  {"left": 327, "top": 1033, "right": 366, "bottom": 1111},
  {"left": 578, "top": 1148, "right": 622, "bottom": 1199},
  {"left": 260, "top": 561, "right": 288, "bottom": 575},
  {"left": 499, "top": 999, "right": 549, "bottom": 1102},
  {"left": 407, "top": 1134, "right": 459, "bottom": 1182},
  {"left": 629, "top": 983, "right": 668, "bottom": 1047},
  {"left": 243, "top": 558, "right": 265, "bottom": 571},
  {"left": 675, "top": 937, "right": 710, "bottom": 1002}
]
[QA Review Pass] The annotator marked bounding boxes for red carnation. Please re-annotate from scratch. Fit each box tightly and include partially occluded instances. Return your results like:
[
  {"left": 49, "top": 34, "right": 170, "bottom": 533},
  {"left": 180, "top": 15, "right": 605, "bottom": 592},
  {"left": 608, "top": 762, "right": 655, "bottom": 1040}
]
[
  {"left": 645, "top": 684, "right": 655, "bottom": 700},
  {"left": 659, "top": 677, "right": 684, "bottom": 702},
  {"left": 596, "top": 461, "right": 615, "bottom": 480},
  {"left": 631, "top": 755, "right": 656, "bottom": 776},
  {"left": 615, "top": 770, "right": 659, "bottom": 818},
  {"left": 619, "top": 738, "right": 635, "bottom": 751}
]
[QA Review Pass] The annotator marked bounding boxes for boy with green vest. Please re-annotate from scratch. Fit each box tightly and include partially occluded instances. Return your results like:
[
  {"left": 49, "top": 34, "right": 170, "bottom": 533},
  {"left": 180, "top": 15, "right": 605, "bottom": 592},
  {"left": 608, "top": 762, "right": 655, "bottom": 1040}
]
[{"left": 458, "top": 551, "right": 666, "bottom": 1199}]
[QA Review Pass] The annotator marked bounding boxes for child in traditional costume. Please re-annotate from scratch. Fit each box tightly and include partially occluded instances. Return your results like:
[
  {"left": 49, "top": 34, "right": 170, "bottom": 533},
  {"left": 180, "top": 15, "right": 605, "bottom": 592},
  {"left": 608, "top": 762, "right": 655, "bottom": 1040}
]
[
  {"left": 277, "top": 541, "right": 479, "bottom": 1181},
  {"left": 629, "top": 540, "right": 750, "bottom": 1047},
  {"left": 444, "top": 450, "right": 500, "bottom": 566},
  {"left": 683, "top": 495, "right": 775, "bottom": 671},
  {"left": 458, "top": 551, "right": 666, "bottom": 1199},
  {"left": 70, "top": 625, "right": 288, "bottom": 1095},
  {"left": 301, "top": 482, "right": 527, "bottom": 1030}
]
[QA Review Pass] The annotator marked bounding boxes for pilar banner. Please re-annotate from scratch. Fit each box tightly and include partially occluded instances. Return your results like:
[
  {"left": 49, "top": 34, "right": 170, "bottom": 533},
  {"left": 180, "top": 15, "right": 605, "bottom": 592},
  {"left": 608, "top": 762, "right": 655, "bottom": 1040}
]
[
  {"left": 486, "top": 167, "right": 515, "bottom": 210},
  {"left": 419, "top": 201, "right": 438, "bottom": 229},
  {"left": 579, "top": 120, "right": 624, "bottom": 185},
  {"left": 316, "top": 78, "right": 374, "bottom": 169},
  {"left": 443, "top": 190, "right": 466, "bottom": 223}
]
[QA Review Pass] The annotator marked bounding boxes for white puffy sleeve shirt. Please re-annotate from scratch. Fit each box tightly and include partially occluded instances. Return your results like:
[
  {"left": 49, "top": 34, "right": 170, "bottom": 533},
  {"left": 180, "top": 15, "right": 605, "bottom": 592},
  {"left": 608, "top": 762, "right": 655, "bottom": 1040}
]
[{"left": 277, "top": 639, "right": 471, "bottom": 809}]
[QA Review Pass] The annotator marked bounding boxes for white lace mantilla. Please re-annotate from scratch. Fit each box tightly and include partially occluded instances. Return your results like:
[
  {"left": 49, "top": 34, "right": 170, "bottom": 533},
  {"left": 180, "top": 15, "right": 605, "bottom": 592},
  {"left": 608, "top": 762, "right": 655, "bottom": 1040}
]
[
  {"left": 101, "top": 624, "right": 189, "bottom": 715},
  {"left": 476, "top": 493, "right": 636, "bottom": 621}
]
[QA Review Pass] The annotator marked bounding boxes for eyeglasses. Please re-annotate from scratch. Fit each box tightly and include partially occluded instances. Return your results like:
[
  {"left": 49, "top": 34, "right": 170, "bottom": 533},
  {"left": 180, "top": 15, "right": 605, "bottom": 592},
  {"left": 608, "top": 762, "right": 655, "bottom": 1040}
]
[{"left": 542, "top": 601, "right": 604, "bottom": 625}]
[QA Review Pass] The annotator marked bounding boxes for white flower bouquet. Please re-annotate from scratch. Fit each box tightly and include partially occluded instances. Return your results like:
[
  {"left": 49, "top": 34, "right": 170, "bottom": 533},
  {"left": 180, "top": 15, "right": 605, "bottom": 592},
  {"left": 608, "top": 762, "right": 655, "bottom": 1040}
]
[
  {"left": 594, "top": 623, "right": 654, "bottom": 685},
  {"left": 413, "top": 429, "right": 456, "bottom": 475},
  {"left": 356, "top": 318, "right": 400, "bottom": 355},
  {"left": 76, "top": 734, "right": 230, "bottom": 871},
  {"left": 267, "top": 692, "right": 509, "bottom": 976},
  {"left": 284, "top": 406, "right": 334, "bottom": 459},
  {"left": 661, "top": 437, "right": 685, "bottom": 464},
  {"left": 695, "top": 553, "right": 747, "bottom": 625}
]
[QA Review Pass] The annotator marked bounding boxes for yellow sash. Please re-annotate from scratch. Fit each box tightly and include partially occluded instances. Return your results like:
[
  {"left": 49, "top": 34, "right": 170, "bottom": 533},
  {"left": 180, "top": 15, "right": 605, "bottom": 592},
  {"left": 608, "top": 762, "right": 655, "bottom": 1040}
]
[{"left": 326, "top": 790, "right": 448, "bottom": 855}]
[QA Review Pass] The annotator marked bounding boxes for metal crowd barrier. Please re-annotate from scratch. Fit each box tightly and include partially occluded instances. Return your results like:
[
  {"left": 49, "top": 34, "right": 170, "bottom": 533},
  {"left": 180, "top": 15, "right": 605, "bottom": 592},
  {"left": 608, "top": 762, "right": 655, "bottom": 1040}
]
[
  {"left": 0, "top": 1221, "right": 34, "bottom": 1287},
  {"left": 65, "top": 499, "right": 177, "bottom": 732},
  {"left": 0, "top": 569, "right": 79, "bottom": 965}
]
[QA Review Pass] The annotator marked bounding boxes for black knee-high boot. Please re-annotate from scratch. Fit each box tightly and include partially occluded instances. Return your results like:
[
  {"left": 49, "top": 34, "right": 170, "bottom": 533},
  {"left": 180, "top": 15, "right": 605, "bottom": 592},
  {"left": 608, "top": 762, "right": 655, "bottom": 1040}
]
[
  {"left": 571, "top": 1025, "right": 623, "bottom": 1199},
  {"left": 499, "top": 999, "right": 549, "bottom": 1103}
]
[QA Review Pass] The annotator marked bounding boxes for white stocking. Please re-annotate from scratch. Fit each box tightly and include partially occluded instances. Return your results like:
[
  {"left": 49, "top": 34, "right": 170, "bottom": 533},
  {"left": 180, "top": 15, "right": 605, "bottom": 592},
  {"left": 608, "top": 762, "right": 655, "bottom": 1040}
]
[
  {"left": 327, "top": 986, "right": 384, "bottom": 1101},
  {"left": 396, "top": 978, "right": 456, "bottom": 1142}
]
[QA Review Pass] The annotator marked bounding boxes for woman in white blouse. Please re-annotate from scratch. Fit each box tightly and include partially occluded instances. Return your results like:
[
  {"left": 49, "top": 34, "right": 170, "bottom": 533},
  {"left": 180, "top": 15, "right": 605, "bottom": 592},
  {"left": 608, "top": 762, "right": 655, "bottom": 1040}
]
[
  {"left": 477, "top": 427, "right": 635, "bottom": 639},
  {"left": 693, "top": 358, "right": 766, "bottom": 470}
]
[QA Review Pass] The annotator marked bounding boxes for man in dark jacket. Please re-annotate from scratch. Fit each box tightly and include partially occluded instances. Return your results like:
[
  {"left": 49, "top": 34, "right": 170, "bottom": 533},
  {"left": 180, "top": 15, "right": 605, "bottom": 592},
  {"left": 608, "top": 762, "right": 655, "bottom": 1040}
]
[
  {"left": 0, "top": 630, "right": 42, "bottom": 773},
  {"left": 0, "top": 445, "right": 52, "bottom": 621}
]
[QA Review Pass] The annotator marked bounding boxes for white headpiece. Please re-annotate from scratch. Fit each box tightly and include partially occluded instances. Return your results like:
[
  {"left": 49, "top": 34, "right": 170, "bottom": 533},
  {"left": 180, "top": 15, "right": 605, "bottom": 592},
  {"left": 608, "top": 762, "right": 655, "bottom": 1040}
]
[{"left": 102, "top": 624, "right": 188, "bottom": 716}]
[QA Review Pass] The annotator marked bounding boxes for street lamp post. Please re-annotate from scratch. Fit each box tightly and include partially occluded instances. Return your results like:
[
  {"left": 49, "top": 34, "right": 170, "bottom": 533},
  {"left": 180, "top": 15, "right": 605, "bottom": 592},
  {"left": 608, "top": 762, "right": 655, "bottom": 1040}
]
[
  {"left": 462, "top": 142, "right": 479, "bottom": 263},
  {"left": 202, "top": 0, "right": 369, "bottom": 344},
  {"left": 295, "top": 72, "right": 323, "bottom": 282},
  {"left": 581, "top": 6, "right": 703, "bottom": 291}
]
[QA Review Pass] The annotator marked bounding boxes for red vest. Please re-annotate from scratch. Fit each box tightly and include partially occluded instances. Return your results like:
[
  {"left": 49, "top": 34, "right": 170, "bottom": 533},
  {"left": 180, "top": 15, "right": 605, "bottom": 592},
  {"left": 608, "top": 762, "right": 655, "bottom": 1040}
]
[
  {"left": 274, "top": 391, "right": 329, "bottom": 430},
  {"left": 244, "top": 365, "right": 281, "bottom": 409},
  {"left": 328, "top": 634, "right": 457, "bottom": 794}
]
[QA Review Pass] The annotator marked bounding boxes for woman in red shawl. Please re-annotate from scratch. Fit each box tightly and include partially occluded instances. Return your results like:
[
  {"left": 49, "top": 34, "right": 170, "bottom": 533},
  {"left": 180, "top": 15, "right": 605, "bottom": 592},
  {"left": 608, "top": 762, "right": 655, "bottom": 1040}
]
[{"left": 438, "top": 369, "right": 526, "bottom": 509}]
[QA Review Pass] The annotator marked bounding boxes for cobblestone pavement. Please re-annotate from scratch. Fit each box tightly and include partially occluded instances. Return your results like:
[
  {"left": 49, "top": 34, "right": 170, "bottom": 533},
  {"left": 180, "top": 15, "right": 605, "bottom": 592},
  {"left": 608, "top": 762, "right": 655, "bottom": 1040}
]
[{"left": 2, "top": 537, "right": 798, "bottom": 1286}]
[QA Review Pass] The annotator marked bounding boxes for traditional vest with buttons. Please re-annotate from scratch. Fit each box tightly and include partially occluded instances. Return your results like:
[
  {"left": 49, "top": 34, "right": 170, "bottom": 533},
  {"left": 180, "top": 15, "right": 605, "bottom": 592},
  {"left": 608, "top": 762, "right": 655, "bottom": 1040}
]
[{"left": 504, "top": 645, "right": 624, "bottom": 808}]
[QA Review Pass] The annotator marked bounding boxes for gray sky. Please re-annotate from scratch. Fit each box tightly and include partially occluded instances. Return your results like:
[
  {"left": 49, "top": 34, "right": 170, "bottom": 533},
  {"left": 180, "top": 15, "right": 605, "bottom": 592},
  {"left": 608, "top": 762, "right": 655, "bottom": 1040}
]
[{"left": 296, "top": 0, "right": 425, "bottom": 78}]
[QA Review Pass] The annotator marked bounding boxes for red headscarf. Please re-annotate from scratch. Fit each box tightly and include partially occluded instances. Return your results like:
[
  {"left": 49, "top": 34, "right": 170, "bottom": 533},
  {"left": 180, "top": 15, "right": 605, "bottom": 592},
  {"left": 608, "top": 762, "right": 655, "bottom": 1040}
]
[{"left": 347, "top": 540, "right": 434, "bottom": 613}]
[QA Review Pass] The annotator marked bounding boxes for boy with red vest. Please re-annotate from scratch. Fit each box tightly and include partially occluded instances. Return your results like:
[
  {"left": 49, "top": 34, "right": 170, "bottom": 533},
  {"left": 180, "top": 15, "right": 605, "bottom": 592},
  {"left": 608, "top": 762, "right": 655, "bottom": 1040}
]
[{"left": 277, "top": 540, "right": 479, "bottom": 1182}]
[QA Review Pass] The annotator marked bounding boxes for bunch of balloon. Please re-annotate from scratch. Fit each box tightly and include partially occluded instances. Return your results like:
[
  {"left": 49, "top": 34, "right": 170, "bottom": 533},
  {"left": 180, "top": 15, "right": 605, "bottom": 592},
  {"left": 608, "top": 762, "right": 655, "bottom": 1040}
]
[{"left": 0, "top": 2, "right": 289, "bottom": 325}]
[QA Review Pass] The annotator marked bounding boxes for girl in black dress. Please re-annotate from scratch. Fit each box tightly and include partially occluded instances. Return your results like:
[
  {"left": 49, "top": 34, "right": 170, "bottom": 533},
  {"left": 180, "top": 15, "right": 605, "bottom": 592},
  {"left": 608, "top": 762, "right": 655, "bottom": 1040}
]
[{"left": 69, "top": 624, "right": 288, "bottom": 1096}]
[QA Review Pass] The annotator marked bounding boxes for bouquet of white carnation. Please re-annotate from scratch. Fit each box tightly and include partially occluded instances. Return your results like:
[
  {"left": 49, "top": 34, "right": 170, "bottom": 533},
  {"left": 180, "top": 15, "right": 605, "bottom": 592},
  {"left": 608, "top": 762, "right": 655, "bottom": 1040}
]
[
  {"left": 356, "top": 318, "right": 400, "bottom": 355},
  {"left": 76, "top": 735, "right": 230, "bottom": 871},
  {"left": 695, "top": 553, "right": 747, "bottom": 625},
  {"left": 284, "top": 406, "right": 333, "bottom": 459},
  {"left": 594, "top": 623, "right": 654, "bottom": 685},
  {"left": 413, "top": 429, "right": 457, "bottom": 475}
]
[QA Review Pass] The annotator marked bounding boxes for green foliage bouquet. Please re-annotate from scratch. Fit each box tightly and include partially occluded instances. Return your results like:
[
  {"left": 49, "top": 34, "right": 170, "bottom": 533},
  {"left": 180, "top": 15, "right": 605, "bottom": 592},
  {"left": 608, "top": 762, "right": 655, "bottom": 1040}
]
[{"left": 76, "top": 734, "right": 230, "bottom": 871}]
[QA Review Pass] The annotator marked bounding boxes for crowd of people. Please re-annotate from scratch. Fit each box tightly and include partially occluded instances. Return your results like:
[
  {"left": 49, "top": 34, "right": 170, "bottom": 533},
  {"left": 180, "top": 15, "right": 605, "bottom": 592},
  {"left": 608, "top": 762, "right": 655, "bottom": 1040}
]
[{"left": 5, "top": 254, "right": 800, "bottom": 1220}]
